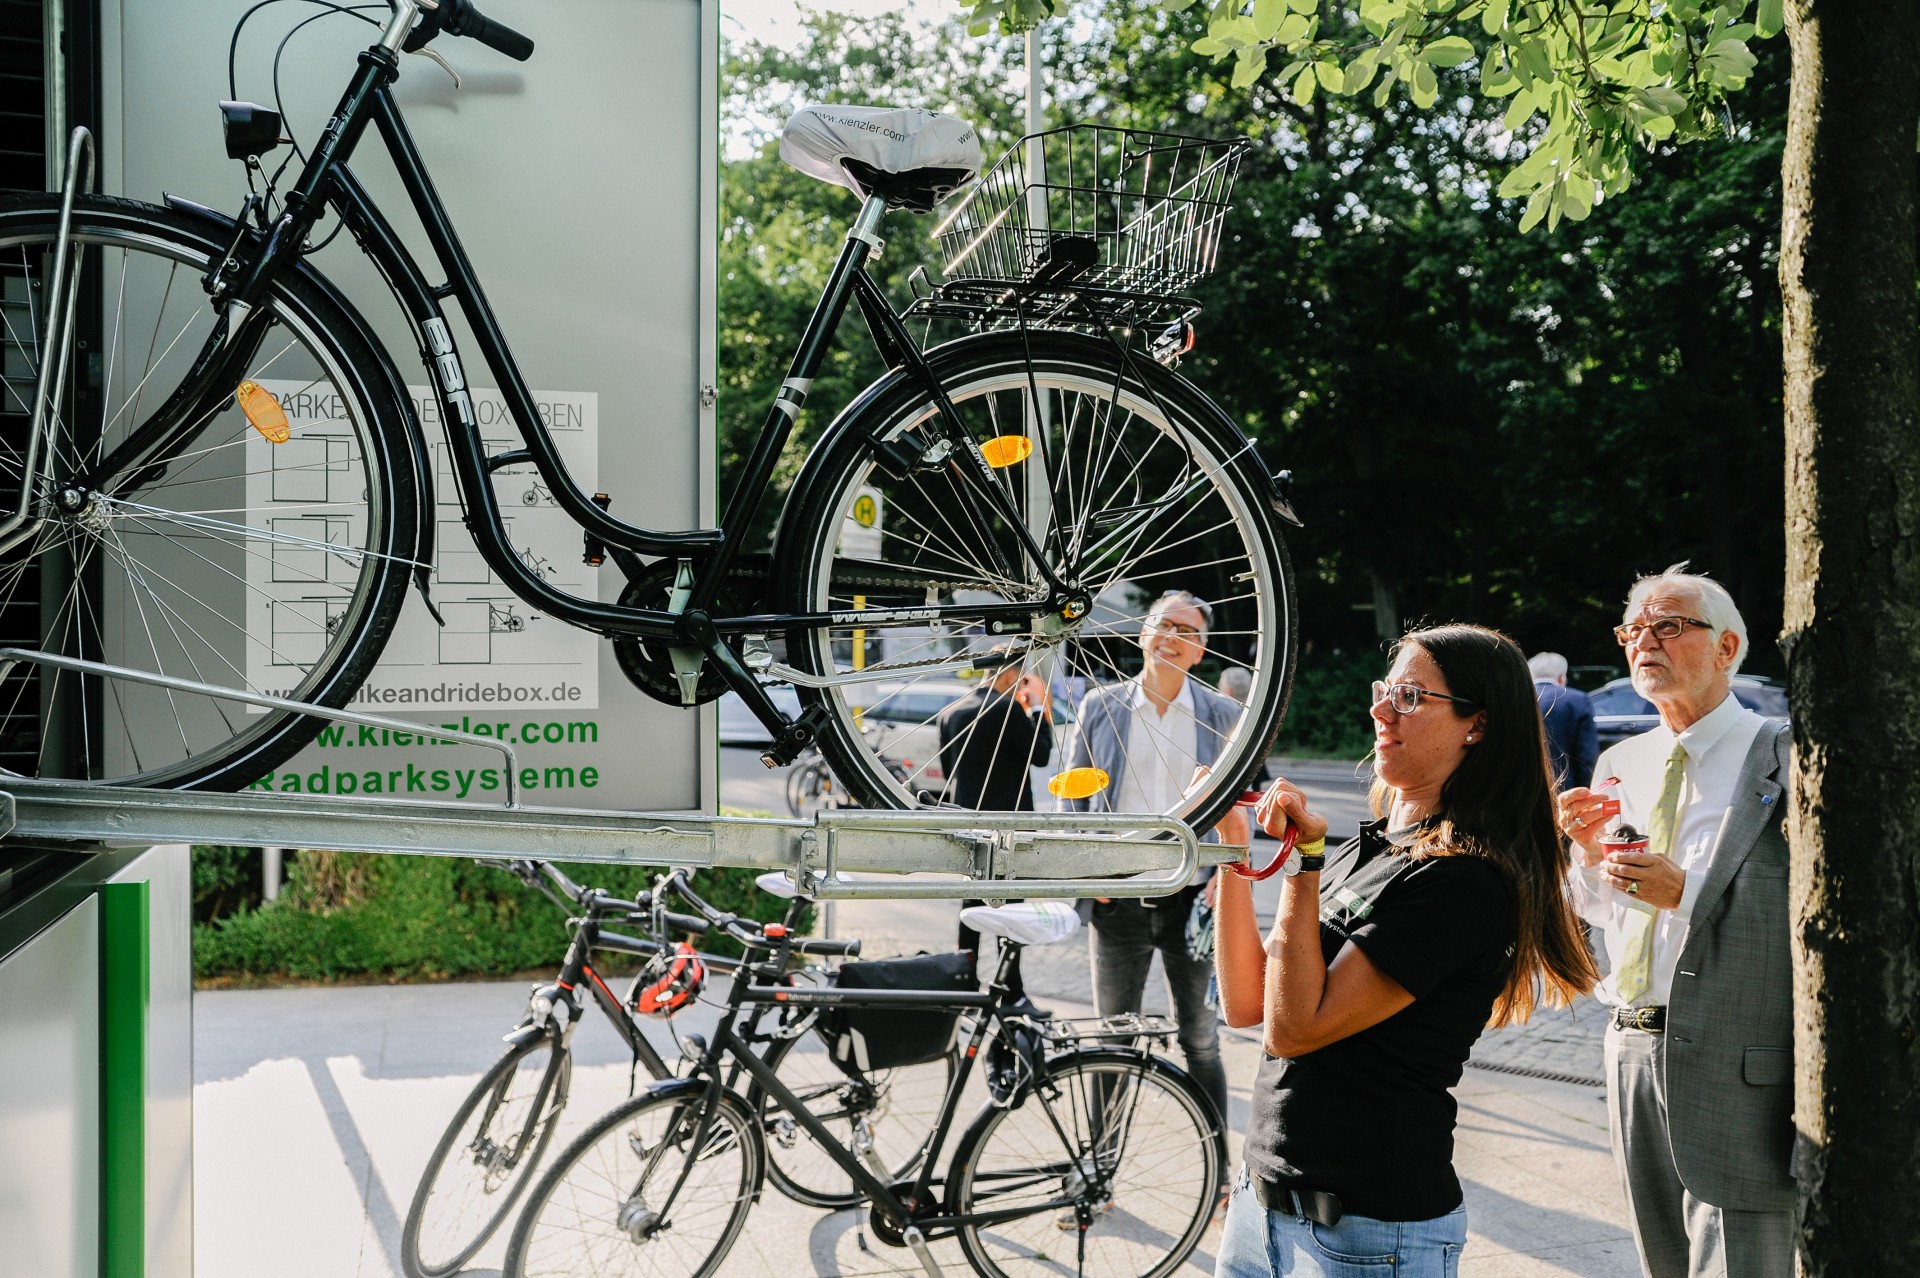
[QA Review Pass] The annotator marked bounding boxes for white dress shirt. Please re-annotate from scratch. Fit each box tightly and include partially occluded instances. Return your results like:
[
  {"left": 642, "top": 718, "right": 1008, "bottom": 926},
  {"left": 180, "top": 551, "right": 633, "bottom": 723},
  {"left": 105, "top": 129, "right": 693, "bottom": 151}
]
[
  {"left": 1570, "top": 690, "right": 1766, "bottom": 1007},
  {"left": 1111, "top": 675, "right": 1199, "bottom": 814}
]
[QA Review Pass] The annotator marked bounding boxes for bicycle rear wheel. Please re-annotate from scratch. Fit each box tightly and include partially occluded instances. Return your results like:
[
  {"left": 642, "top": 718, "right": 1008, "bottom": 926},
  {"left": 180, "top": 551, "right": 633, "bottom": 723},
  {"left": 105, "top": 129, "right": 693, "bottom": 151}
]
[
  {"left": 776, "top": 330, "right": 1295, "bottom": 834},
  {"left": 0, "top": 195, "right": 415, "bottom": 786},
  {"left": 755, "top": 1029, "right": 955, "bottom": 1209},
  {"left": 503, "top": 1085, "right": 760, "bottom": 1278},
  {"left": 401, "top": 1034, "right": 571, "bottom": 1278},
  {"left": 950, "top": 1050, "right": 1221, "bottom": 1278}
]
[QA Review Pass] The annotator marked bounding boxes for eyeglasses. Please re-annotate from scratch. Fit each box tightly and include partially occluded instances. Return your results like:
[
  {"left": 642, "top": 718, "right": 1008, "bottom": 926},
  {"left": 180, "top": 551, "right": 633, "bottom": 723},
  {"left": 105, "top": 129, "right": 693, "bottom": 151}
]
[
  {"left": 1613, "top": 615, "right": 1712, "bottom": 647},
  {"left": 1372, "top": 681, "right": 1478, "bottom": 715},
  {"left": 1145, "top": 617, "right": 1204, "bottom": 639}
]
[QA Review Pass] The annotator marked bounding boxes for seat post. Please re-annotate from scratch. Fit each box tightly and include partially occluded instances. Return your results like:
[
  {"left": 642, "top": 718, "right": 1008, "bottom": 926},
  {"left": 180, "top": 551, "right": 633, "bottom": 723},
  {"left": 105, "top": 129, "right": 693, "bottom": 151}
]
[{"left": 847, "top": 194, "right": 888, "bottom": 255}]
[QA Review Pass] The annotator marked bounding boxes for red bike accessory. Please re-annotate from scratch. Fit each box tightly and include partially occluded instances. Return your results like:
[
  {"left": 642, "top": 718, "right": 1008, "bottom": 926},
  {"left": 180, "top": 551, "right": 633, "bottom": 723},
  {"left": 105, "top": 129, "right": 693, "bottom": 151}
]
[
  {"left": 763, "top": 923, "right": 789, "bottom": 940},
  {"left": 631, "top": 942, "right": 705, "bottom": 1019},
  {"left": 1225, "top": 822, "right": 1302, "bottom": 881}
]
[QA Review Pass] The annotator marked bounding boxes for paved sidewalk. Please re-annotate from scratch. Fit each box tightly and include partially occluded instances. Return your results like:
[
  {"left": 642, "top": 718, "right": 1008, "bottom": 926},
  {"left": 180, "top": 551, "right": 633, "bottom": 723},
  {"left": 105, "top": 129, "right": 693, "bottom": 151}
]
[{"left": 195, "top": 895, "right": 1636, "bottom": 1278}]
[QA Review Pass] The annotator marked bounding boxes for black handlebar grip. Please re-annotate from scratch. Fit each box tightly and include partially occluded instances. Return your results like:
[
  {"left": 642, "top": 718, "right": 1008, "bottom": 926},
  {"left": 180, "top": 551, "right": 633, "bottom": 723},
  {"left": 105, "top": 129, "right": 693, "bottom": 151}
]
[
  {"left": 792, "top": 936, "right": 862, "bottom": 957},
  {"left": 460, "top": 6, "right": 535, "bottom": 60}
]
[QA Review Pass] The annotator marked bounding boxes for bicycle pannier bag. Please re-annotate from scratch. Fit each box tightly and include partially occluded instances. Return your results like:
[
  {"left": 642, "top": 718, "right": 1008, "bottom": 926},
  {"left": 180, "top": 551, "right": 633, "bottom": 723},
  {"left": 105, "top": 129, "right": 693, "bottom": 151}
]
[{"left": 825, "top": 950, "right": 976, "bottom": 1072}]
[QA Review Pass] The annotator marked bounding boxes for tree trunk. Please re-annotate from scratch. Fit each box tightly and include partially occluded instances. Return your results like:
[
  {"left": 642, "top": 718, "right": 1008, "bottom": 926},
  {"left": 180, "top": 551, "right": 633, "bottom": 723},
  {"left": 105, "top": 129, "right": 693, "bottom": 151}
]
[{"left": 1779, "top": 3, "right": 1920, "bottom": 1270}]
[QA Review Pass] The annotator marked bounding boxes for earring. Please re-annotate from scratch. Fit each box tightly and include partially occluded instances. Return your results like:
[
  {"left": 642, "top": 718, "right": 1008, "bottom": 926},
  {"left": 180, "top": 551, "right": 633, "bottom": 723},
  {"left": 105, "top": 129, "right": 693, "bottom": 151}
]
[{"left": 1464, "top": 733, "right": 1476, "bottom": 743}]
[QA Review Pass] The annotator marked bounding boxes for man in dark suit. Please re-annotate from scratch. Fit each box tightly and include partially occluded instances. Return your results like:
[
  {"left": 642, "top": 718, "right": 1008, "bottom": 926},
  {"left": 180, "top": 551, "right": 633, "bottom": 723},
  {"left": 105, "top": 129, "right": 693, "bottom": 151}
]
[
  {"left": 1532, "top": 650, "right": 1599, "bottom": 789},
  {"left": 936, "top": 660, "right": 1052, "bottom": 810},
  {"left": 939, "top": 656, "right": 1053, "bottom": 998},
  {"left": 1559, "top": 569, "right": 1794, "bottom": 1278}
]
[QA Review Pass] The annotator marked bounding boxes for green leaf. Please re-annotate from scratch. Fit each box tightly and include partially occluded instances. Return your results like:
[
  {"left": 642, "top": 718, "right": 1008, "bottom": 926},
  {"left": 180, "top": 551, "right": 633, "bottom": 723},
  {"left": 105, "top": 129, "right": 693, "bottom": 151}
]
[
  {"left": 1501, "top": 85, "right": 1535, "bottom": 129},
  {"left": 1518, "top": 185, "right": 1551, "bottom": 232},
  {"left": 1372, "top": 64, "right": 1398, "bottom": 108},
  {"left": 1293, "top": 64, "right": 1318, "bottom": 104},
  {"left": 1285, "top": 0, "right": 1319, "bottom": 12},
  {"left": 1253, "top": 0, "right": 1286, "bottom": 40},
  {"left": 1515, "top": 37, "right": 1554, "bottom": 83},
  {"left": 1191, "top": 35, "right": 1229, "bottom": 55},
  {"left": 1418, "top": 35, "right": 1477, "bottom": 66},
  {"left": 1274, "top": 12, "right": 1312, "bottom": 43},
  {"left": 1163, "top": 0, "right": 1200, "bottom": 12},
  {"left": 1561, "top": 175, "right": 1595, "bottom": 220},
  {"left": 1345, "top": 48, "right": 1383, "bottom": 93},
  {"left": 1409, "top": 59, "right": 1439, "bottom": 107},
  {"left": 1755, "top": 0, "right": 1783, "bottom": 37},
  {"left": 1233, "top": 44, "right": 1271, "bottom": 87},
  {"left": 1480, "top": 49, "right": 1519, "bottom": 96},
  {"left": 1481, "top": 0, "right": 1510, "bottom": 36},
  {"left": 1315, "top": 58, "right": 1345, "bottom": 91}
]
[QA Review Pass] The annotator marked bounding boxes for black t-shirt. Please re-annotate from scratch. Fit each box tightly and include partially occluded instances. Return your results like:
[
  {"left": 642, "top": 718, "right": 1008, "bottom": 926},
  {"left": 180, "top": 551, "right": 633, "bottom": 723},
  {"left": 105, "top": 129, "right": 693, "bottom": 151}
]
[
  {"left": 937, "top": 687, "right": 1053, "bottom": 810},
  {"left": 1244, "top": 818, "right": 1516, "bottom": 1222}
]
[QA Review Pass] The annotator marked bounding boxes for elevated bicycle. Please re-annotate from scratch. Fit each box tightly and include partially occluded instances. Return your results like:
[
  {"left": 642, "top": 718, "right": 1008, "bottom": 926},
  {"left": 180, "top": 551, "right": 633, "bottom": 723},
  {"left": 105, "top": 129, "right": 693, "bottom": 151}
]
[
  {"left": 0, "top": 0, "right": 1298, "bottom": 834},
  {"left": 503, "top": 871, "right": 1224, "bottom": 1278}
]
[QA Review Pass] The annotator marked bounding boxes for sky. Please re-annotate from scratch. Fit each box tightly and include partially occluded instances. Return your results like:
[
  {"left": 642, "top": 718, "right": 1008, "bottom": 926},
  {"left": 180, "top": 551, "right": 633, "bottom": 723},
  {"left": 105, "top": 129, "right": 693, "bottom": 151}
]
[{"left": 720, "top": 0, "right": 954, "bottom": 52}]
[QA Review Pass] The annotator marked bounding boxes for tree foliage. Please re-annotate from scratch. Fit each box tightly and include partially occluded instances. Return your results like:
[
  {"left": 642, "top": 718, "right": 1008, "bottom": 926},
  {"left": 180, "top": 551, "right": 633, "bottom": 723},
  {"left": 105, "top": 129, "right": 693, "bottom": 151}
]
[{"left": 967, "top": 0, "right": 1779, "bottom": 234}]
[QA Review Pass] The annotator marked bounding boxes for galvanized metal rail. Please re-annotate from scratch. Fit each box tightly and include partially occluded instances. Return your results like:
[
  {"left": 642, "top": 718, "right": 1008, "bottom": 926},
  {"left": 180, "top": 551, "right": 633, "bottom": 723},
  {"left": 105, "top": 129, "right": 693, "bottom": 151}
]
[{"left": 0, "top": 778, "right": 1221, "bottom": 899}]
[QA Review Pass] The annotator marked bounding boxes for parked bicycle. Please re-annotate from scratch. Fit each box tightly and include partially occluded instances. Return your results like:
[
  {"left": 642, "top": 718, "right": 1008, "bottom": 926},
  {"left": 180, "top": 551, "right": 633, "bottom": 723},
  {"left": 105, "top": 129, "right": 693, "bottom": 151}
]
[
  {"left": 503, "top": 871, "right": 1225, "bottom": 1278},
  {"left": 400, "top": 859, "right": 951, "bottom": 1278},
  {"left": 0, "top": 0, "right": 1297, "bottom": 834}
]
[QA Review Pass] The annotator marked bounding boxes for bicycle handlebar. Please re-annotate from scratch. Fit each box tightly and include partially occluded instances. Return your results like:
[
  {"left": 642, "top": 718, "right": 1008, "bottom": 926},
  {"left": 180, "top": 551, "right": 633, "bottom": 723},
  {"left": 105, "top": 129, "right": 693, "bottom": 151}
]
[
  {"left": 659, "top": 869, "right": 861, "bottom": 958},
  {"left": 403, "top": 0, "right": 534, "bottom": 62}
]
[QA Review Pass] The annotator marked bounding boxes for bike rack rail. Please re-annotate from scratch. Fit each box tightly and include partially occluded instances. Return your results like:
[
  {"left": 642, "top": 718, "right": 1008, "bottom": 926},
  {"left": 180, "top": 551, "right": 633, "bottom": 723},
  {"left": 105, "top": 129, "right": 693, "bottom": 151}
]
[{"left": 0, "top": 652, "right": 1221, "bottom": 900}]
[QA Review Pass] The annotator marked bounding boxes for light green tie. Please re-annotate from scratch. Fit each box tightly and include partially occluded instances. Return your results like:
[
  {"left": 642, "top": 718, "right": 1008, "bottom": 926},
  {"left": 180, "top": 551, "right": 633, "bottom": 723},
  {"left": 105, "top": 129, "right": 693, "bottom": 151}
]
[{"left": 1614, "top": 741, "right": 1688, "bottom": 1004}]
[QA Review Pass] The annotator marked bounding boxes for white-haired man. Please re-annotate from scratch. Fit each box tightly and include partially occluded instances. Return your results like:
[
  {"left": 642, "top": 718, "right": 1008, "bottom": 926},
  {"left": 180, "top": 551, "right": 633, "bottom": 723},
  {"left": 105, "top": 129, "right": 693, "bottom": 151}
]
[
  {"left": 1558, "top": 567, "right": 1793, "bottom": 1278},
  {"left": 1530, "top": 650, "right": 1598, "bottom": 788}
]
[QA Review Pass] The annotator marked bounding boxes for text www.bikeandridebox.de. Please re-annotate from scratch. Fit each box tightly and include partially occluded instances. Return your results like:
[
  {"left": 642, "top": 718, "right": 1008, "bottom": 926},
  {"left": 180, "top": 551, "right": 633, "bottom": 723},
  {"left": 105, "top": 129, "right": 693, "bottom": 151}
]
[{"left": 246, "top": 709, "right": 603, "bottom": 800}]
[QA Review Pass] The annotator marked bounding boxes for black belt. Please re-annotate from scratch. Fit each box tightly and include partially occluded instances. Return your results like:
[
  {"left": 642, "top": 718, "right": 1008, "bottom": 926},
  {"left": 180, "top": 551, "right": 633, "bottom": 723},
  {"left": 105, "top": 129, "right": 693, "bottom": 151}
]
[
  {"left": 1611, "top": 1005, "right": 1666, "bottom": 1033},
  {"left": 1251, "top": 1175, "right": 1344, "bottom": 1227}
]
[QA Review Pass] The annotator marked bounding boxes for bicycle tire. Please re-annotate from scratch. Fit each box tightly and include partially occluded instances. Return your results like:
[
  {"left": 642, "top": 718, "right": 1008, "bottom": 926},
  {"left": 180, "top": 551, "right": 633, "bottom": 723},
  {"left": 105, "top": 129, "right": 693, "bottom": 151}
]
[
  {"left": 949, "top": 1048, "right": 1222, "bottom": 1278},
  {"left": 753, "top": 1029, "right": 956, "bottom": 1209},
  {"left": 401, "top": 1033, "right": 572, "bottom": 1278},
  {"left": 0, "top": 195, "right": 416, "bottom": 787},
  {"left": 503, "top": 1083, "right": 761, "bottom": 1278},
  {"left": 775, "top": 330, "right": 1296, "bottom": 834}
]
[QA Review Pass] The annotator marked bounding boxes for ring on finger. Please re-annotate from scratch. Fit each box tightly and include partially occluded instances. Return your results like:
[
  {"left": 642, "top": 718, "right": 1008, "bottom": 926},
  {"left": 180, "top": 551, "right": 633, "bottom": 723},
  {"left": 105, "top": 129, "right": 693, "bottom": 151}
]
[{"left": 1625, "top": 881, "right": 1641, "bottom": 896}]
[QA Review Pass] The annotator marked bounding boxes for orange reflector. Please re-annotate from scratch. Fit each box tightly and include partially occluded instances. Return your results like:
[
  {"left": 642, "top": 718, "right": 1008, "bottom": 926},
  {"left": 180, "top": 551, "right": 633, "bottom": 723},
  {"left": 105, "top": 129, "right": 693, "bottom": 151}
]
[
  {"left": 1047, "top": 767, "right": 1110, "bottom": 800},
  {"left": 980, "top": 435, "right": 1032, "bottom": 468},
  {"left": 236, "top": 380, "right": 290, "bottom": 444}
]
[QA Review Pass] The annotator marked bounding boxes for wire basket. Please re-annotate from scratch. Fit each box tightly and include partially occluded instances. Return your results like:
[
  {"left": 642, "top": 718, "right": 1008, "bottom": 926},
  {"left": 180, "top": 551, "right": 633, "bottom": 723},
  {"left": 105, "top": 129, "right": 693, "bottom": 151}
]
[{"left": 918, "top": 125, "right": 1248, "bottom": 329}]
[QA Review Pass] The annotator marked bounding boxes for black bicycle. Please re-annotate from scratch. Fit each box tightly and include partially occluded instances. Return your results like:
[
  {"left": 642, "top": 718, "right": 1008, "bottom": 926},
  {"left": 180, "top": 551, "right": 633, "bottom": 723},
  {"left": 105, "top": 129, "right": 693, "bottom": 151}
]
[
  {"left": 0, "top": 0, "right": 1298, "bottom": 834},
  {"left": 399, "top": 859, "right": 953, "bottom": 1278},
  {"left": 502, "top": 871, "right": 1224, "bottom": 1278}
]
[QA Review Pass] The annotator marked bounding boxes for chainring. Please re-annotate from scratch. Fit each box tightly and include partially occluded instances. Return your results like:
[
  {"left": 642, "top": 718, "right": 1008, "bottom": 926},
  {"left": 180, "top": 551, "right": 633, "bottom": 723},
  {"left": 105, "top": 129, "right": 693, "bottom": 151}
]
[{"left": 611, "top": 560, "right": 739, "bottom": 707}]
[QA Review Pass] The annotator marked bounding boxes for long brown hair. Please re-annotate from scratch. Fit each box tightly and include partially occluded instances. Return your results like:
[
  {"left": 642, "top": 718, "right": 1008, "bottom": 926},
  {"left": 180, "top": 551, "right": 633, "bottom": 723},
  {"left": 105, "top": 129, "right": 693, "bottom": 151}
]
[{"left": 1369, "top": 624, "right": 1599, "bottom": 1026}]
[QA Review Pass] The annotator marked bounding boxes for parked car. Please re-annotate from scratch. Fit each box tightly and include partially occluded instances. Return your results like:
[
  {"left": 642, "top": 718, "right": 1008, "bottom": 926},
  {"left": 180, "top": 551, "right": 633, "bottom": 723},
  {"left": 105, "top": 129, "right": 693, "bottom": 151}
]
[{"left": 1590, "top": 673, "right": 1789, "bottom": 753}]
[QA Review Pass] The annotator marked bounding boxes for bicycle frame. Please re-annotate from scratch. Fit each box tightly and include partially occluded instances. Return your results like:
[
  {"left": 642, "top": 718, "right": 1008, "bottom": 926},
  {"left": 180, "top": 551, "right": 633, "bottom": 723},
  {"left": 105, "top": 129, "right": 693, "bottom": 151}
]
[{"left": 69, "top": 1, "right": 1088, "bottom": 743}]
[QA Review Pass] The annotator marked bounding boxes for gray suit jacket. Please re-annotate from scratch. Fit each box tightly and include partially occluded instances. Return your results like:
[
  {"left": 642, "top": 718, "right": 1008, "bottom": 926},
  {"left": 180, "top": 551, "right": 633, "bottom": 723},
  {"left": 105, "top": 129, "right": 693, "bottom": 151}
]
[
  {"left": 1664, "top": 718, "right": 1794, "bottom": 1211},
  {"left": 1064, "top": 676, "right": 1242, "bottom": 816}
]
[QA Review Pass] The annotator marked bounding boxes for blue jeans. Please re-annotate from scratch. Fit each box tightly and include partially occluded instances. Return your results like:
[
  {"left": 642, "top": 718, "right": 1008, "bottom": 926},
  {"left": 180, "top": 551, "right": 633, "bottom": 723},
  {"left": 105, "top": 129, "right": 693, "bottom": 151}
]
[{"left": 1215, "top": 1165, "right": 1467, "bottom": 1278}]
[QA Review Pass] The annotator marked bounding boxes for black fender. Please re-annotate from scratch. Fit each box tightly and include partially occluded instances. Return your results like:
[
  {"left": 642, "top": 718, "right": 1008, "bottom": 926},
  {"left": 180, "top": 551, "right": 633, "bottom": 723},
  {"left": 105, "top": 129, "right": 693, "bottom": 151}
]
[
  {"left": 162, "top": 194, "right": 438, "bottom": 579},
  {"left": 766, "top": 329, "right": 1298, "bottom": 593},
  {"left": 627, "top": 1076, "right": 769, "bottom": 1196}
]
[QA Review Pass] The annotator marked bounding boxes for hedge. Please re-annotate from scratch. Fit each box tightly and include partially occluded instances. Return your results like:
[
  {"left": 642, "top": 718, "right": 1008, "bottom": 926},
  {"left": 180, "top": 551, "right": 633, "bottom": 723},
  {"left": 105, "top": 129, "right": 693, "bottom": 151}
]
[{"left": 193, "top": 810, "right": 807, "bottom": 984}]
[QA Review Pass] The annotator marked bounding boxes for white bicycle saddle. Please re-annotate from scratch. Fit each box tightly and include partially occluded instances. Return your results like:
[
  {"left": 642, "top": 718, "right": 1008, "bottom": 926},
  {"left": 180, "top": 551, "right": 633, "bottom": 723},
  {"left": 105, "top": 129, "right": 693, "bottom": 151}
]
[{"left": 780, "top": 104, "right": 982, "bottom": 212}]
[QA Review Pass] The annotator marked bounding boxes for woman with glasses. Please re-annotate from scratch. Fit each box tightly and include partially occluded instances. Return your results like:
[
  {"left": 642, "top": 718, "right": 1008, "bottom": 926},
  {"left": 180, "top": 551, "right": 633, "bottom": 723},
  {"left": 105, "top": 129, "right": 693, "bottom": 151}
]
[{"left": 1213, "top": 623, "right": 1598, "bottom": 1277}]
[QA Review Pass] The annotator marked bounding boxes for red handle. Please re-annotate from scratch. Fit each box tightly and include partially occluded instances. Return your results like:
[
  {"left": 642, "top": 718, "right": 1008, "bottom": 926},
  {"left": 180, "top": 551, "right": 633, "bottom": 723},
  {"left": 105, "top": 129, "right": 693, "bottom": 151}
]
[{"left": 1225, "top": 821, "right": 1301, "bottom": 880}]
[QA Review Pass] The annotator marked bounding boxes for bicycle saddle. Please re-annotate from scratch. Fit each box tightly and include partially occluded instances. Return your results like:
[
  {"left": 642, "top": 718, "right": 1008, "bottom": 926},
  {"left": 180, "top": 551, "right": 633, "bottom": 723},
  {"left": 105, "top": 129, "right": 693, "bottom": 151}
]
[
  {"left": 958, "top": 900, "right": 1082, "bottom": 947},
  {"left": 780, "top": 104, "right": 982, "bottom": 213}
]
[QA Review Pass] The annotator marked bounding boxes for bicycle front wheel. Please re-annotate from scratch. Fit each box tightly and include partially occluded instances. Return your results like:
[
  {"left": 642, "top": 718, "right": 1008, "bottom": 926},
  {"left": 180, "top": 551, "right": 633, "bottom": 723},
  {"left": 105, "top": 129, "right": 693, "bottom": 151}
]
[
  {"left": 0, "top": 196, "right": 416, "bottom": 787},
  {"left": 401, "top": 1034, "right": 572, "bottom": 1278},
  {"left": 755, "top": 1030, "right": 955, "bottom": 1209},
  {"left": 503, "top": 1085, "right": 761, "bottom": 1278},
  {"left": 776, "top": 330, "right": 1295, "bottom": 833},
  {"left": 950, "top": 1051, "right": 1222, "bottom": 1278}
]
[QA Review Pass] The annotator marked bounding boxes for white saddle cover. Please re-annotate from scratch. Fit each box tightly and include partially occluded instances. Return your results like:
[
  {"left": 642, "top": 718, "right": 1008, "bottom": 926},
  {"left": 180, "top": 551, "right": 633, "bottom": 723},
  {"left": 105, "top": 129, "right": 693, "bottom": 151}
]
[
  {"left": 780, "top": 104, "right": 982, "bottom": 197},
  {"left": 959, "top": 900, "right": 1082, "bottom": 947}
]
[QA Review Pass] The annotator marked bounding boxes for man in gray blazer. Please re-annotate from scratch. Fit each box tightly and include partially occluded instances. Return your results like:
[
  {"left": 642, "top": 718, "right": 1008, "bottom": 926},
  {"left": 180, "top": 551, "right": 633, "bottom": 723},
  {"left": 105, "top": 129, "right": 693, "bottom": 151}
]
[
  {"left": 1558, "top": 566, "right": 1794, "bottom": 1278},
  {"left": 1065, "top": 588, "right": 1245, "bottom": 1144}
]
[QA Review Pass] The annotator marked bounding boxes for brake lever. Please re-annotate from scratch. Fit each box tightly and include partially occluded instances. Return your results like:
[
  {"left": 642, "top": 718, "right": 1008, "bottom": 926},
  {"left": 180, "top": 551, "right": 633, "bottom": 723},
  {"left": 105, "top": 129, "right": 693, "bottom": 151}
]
[{"left": 409, "top": 46, "right": 462, "bottom": 88}]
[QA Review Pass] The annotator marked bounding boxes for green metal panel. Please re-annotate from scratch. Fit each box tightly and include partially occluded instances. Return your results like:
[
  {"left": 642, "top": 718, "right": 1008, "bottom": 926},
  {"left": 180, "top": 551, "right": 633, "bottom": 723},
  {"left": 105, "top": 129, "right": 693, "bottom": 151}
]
[{"left": 98, "top": 879, "right": 147, "bottom": 1278}]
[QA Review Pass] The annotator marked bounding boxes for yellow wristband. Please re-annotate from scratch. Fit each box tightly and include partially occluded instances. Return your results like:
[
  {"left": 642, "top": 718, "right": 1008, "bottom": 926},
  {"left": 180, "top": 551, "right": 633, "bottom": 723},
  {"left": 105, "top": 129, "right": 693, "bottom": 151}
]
[{"left": 1298, "top": 837, "right": 1326, "bottom": 858}]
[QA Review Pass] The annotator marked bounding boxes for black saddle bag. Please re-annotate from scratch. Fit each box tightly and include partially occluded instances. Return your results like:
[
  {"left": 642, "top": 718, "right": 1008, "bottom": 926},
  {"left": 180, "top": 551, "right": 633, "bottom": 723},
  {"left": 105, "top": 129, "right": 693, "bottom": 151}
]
[{"left": 822, "top": 950, "right": 977, "bottom": 1072}]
